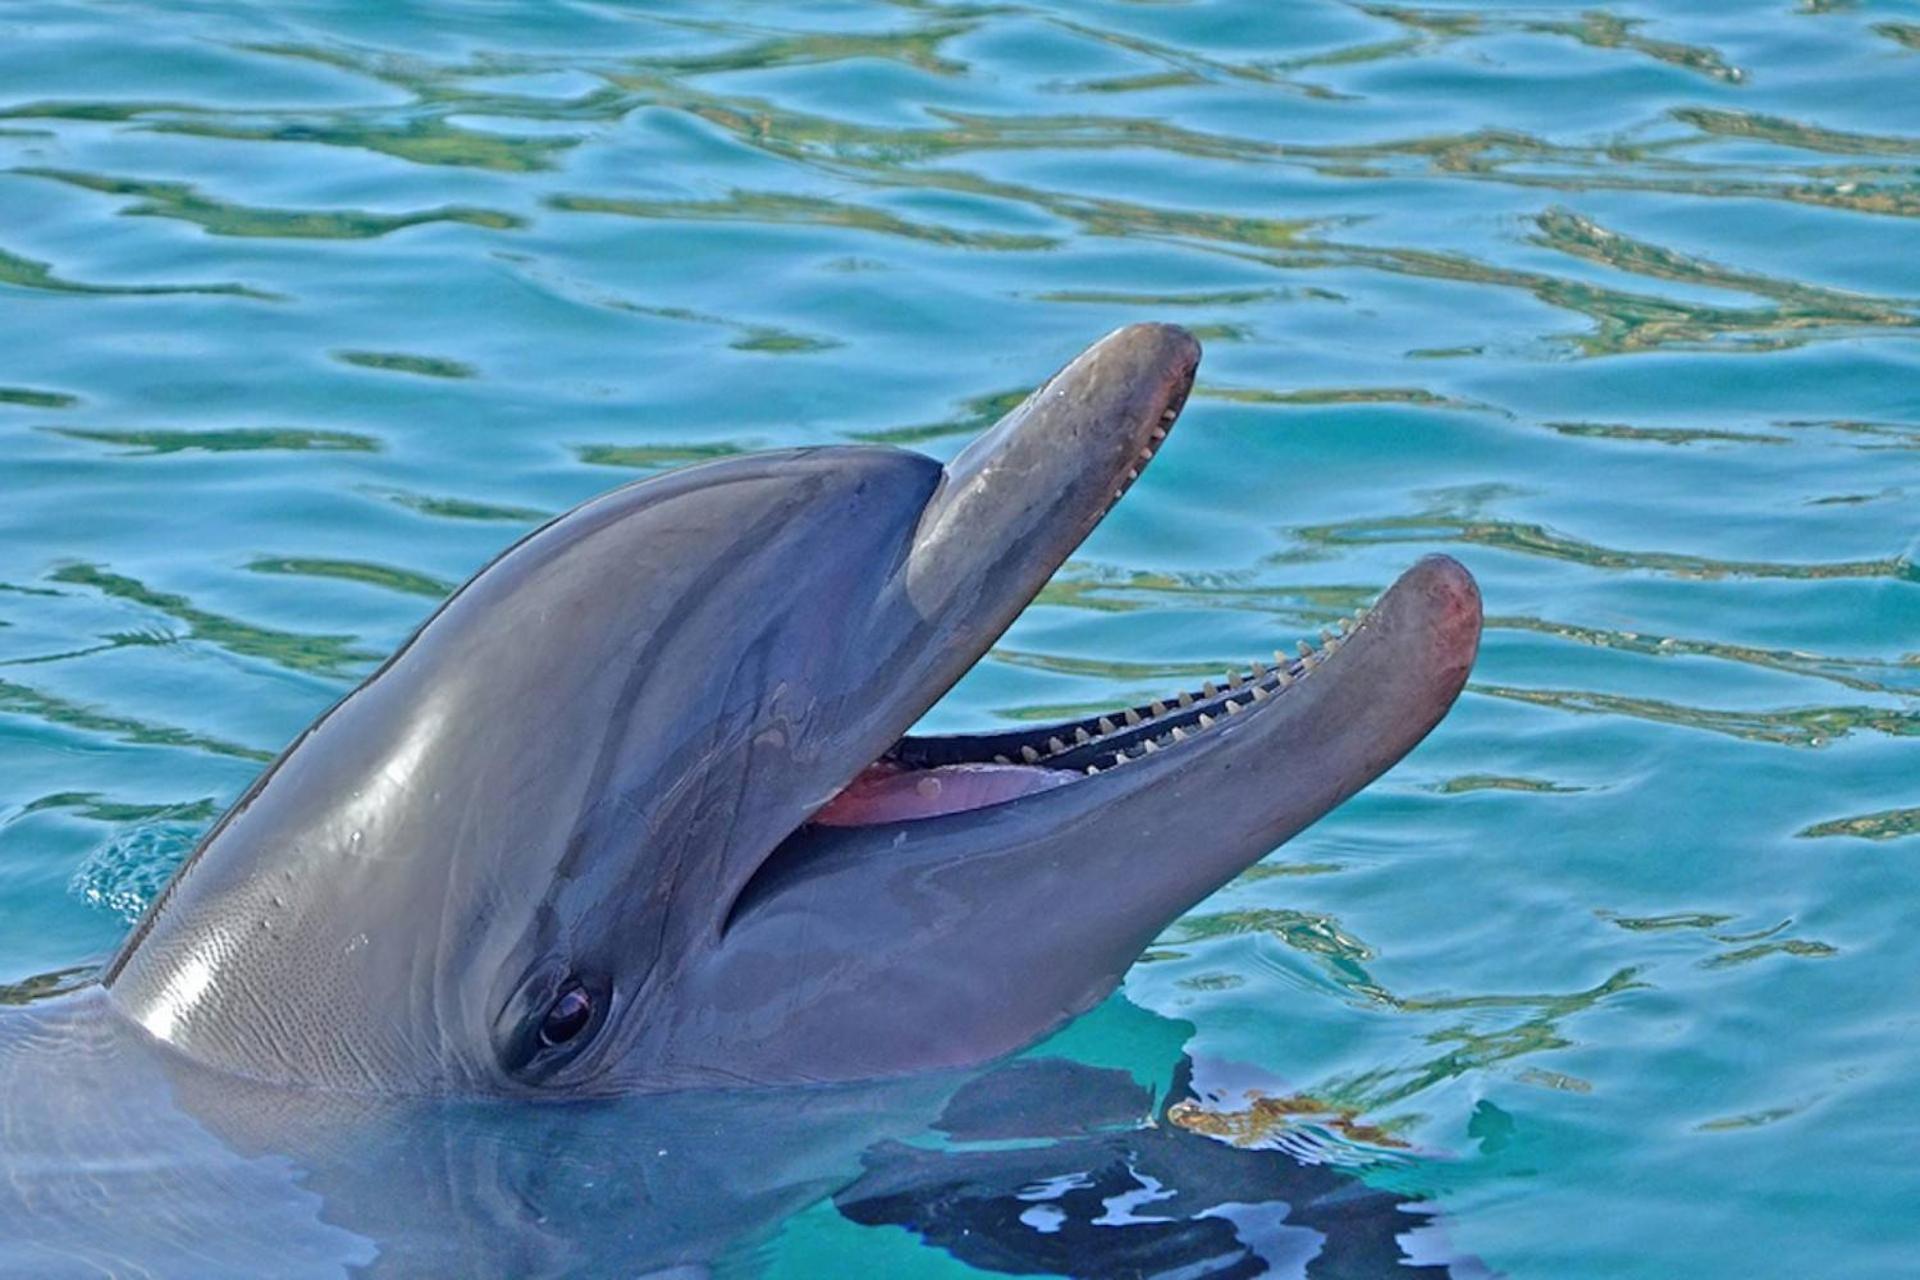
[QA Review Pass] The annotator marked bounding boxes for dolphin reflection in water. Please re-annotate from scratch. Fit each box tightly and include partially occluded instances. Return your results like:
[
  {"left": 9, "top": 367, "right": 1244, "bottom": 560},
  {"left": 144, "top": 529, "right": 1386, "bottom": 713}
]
[{"left": 2, "top": 326, "right": 1482, "bottom": 1276}]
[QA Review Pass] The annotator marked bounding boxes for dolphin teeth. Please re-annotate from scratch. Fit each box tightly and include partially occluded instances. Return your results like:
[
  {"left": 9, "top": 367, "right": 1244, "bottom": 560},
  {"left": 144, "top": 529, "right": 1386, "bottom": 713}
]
[
  {"left": 1169, "top": 726, "right": 1187, "bottom": 742},
  {"left": 1321, "top": 627, "right": 1337, "bottom": 644},
  {"left": 1251, "top": 683, "right": 1270, "bottom": 701},
  {"left": 1020, "top": 745, "right": 1041, "bottom": 763},
  {"left": 1198, "top": 712, "right": 1215, "bottom": 728},
  {"left": 1124, "top": 708, "right": 1143, "bottom": 727},
  {"left": 1226, "top": 670, "right": 1242, "bottom": 689},
  {"left": 1124, "top": 467, "right": 1139, "bottom": 482},
  {"left": 1177, "top": 690, "right": 1193, "bottom": 708},
  {"left": 1142, "top": 737, "right": 1159, "bottom": 753},
  {"left": 1085, "top": 764, "right": 1101, "bottom": 776},
  {"left": 1225, "top": 698, "right": 1246, "bottom": 714},
  {"left": 994, "top": 755, "right": 1012, "bottom": 765},
  {"left": 1341, "top": 614, "right": 1358, "bottom": 633},
  {"left": 1098, "top": 716, "right": 1117, "bottom": 735},
  {"left": 1202, "top": 680, "right": 1217, "bottom": 698},
  {"left": 1297, "top": 640, "right": 1314, "bottom": 658},
  {"left": 1274, "top": 648, "right": 1289, "bottom": 667},
  {"left": 1277, "top": 668, "right": 1295, "bottom": 688},
  {"left": 1251, "top": 658, "right": 1267, "bottom": 677},
  {"left": 1047, "top": 736, "right": 1067, "bottom": 754},
  {"left": 1150, "top": 426, "right": 1168, "bottom": 441},
  {"left": 1150, "top": 700, "right": 1167, "bottom": 717},
  {"left": 1074, "top": 726, "right": 1093, "bottom": 745}
]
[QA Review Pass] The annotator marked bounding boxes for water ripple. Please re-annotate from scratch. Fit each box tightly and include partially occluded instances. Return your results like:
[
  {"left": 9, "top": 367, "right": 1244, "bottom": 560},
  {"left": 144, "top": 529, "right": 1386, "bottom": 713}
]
[
  {"left": 1875, "top": 22, "right": 1920, "bottom": 51},
  {"left": 246, "top": 557, "right": 453, "bottom": 601},
  {"left": 44, "top": 426, "right": 380, "bottom": 455},
  {"left": 0, "top": 245, "right": 275, "bottom": 299},
  {"left": 1487, "top": 615, "right": 1920, "bottom": 698},
  {"left": 0, "top": 387, "right": 78, "bottom": 409},
  {"left": 1796, "top": 807, "right": 1920, "bottom": 841},
  {"left": 47, "top": 565, "right": 375, "bottom": 676},
  {"left": 1361, "top": 5, "right": 1745, "bottom": 83},
  {"left": 549, "top": 189, "right": 1061, "bottom": 251},
  {"left": 360, "top": 486, "right": 548, "bottom": 523},
  {"left": 0, "top": 677, "right": 267, "bottom": 762},
  {"left": 333, "top": 350, "right": 476, "bottom": 379},
  {"left": 12, "top": 167, "right": 524, "bottom": 239},
  {"left": 1475, "top": 683, "right": 1918, "bottom": 748},
  {"left": 1293, "top": 511, "right": 1912, "bottom": 582}
]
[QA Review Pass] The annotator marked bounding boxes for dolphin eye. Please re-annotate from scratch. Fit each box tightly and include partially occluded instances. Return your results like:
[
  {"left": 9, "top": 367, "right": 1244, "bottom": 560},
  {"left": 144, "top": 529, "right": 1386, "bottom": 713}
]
[{"left": 539, "top": 982, "right": 594, "bottom": 1048}]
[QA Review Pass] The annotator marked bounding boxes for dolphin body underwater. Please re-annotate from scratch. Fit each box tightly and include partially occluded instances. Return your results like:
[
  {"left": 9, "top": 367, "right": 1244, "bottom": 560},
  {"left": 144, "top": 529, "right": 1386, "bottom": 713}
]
[{"left": 0, "top": 325, "right": 1482, "bottom": 1276}]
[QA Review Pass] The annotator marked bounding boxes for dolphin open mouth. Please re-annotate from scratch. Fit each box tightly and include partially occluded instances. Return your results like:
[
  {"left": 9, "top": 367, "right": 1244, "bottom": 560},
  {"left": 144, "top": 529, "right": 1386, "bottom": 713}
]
[
  {"left": 811, "top": 559, "right": 1477, "bottom": 830},
  {"left": 815, "top": 616, "right": 1374, "bottom": 827},
  {"left": 757, "top": 321, "right": 1480, "bottom": 883},
  {"left": 786, "top": 322, "right": 1479, "bottom": 836},
  {"left": 704, "top": 326, "right": 1480, "bottom": 1087}
]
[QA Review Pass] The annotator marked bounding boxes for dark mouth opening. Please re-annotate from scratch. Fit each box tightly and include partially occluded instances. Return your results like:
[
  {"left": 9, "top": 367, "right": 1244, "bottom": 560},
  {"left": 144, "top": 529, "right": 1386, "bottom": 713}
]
[{"left": 809, "top": 607, "right": 1373, "bottom": 828}]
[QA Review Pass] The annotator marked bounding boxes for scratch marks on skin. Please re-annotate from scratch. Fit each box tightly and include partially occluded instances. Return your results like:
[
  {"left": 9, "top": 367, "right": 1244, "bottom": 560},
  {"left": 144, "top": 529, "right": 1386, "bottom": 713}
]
[{"left": 137, "top": 944, "right": 220, "bottom": 1042}]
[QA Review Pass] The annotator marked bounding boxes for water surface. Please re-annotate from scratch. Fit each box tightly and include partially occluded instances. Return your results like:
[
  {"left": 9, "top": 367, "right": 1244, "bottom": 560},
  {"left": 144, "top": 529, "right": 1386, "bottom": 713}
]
[{"left": 1, "top": 1, "right": 1916, "bottom": 1276}]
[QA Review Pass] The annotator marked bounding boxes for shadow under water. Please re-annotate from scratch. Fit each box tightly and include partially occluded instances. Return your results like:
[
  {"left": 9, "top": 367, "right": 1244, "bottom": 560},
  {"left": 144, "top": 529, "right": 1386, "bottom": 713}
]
[{"left": 0, "top": 987, "right": 1471, "bottom": 1279}]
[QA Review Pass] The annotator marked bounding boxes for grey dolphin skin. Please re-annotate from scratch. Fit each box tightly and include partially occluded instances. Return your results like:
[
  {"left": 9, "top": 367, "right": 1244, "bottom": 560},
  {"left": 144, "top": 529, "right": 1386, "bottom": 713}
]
[
  {"left": 102, "top": 322, "right": 1479, "bottom": 1095},
  {"left": 1, "top": 324, "right": 1483, "bottom": 1277}
]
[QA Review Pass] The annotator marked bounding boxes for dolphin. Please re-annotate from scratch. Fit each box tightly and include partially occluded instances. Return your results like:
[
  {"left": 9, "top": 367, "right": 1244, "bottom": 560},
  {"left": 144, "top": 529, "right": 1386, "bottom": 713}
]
[
  {"left": 1, "top": 323, "right": 1482, "bottom": 1275},
  {"left": 92, "top": 322, "right": 1480, "bottom": 1096}
]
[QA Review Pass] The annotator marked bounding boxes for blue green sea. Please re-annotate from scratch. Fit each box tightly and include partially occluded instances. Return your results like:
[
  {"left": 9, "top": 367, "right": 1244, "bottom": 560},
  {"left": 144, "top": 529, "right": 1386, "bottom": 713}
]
[{"left": 2, "top": 0, "right": 1917, "bottom": 1275}]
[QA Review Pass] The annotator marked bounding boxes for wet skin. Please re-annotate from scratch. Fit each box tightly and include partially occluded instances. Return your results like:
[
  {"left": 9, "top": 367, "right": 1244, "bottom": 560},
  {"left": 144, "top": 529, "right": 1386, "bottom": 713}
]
[{"left": 82, "top": 323, "right": 1480, "bottom": 1097}]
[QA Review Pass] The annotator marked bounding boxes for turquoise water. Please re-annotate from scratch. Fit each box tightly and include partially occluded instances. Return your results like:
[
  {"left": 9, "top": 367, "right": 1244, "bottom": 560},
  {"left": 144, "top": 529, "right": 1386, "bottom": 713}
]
[{"left": 1, "top": 0, "right": 1916, "bottom": 1275}]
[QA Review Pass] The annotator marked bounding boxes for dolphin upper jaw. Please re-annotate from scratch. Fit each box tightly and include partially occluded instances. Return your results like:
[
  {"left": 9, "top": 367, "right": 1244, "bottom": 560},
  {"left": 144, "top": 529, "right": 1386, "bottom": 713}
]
[
  {"left": 101, "top": 324, "right": 1480, "bottom": 1098},
  {"left": 902, "top": 323, "right": 1192, "bottom": 615}
]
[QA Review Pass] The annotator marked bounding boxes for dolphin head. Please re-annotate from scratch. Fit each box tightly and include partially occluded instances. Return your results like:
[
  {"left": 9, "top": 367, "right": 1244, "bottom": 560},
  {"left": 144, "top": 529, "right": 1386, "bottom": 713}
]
[{"left": 105, "top": 325, "right": 1479, "bottom": 1096}]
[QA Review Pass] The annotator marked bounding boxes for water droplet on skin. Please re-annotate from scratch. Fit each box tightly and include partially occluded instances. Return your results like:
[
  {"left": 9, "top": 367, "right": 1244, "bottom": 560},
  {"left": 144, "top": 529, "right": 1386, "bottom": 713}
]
[{"left": 349, "top": 830, "right": 363, "bottom": 844}]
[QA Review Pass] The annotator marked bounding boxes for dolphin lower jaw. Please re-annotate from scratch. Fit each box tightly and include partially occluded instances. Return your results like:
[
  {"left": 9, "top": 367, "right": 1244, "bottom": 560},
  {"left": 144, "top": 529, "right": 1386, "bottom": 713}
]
[{"left": 659, "top": 555, "right": 1480, "bottom": 1090}]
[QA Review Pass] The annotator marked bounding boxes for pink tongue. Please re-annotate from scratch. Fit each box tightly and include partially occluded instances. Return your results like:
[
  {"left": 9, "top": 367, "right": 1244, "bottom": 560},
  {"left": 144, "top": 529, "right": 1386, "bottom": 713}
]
[{"left": 812, "top": 761, "right": 1075, "bottom": 827}]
